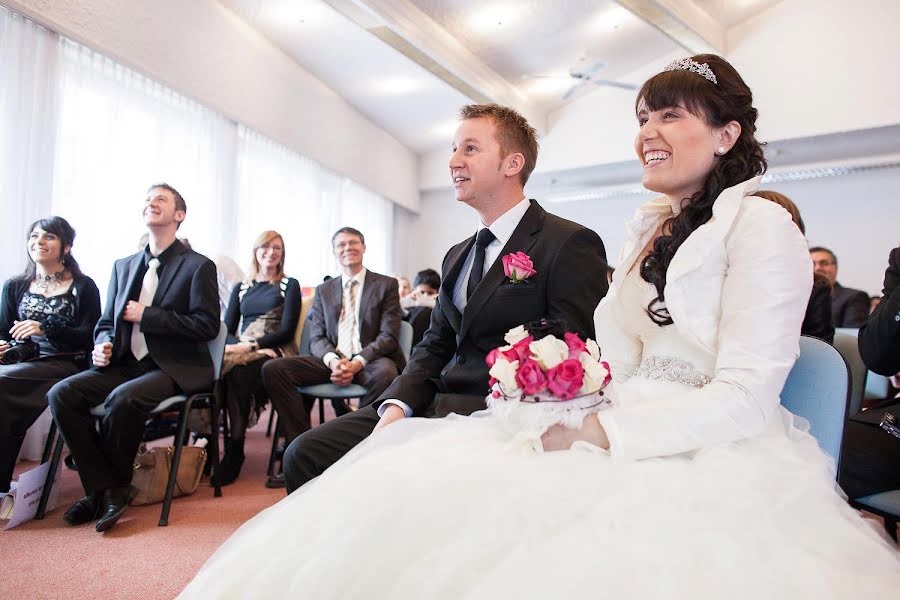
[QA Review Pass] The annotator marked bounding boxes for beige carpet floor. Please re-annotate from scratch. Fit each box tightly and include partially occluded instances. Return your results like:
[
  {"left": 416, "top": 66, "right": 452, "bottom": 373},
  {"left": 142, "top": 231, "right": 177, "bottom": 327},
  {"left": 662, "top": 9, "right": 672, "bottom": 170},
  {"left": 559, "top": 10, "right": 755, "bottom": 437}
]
[{"left": 1, "top": 405, "right": 328, "bottom": 599}]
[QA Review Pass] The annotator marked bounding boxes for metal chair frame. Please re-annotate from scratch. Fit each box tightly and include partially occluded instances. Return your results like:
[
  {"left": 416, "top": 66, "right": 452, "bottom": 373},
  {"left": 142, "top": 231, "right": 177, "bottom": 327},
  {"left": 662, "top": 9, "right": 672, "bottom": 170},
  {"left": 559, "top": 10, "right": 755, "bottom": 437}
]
[{"left": 36, "top": 322, "right": 228, "bottom": 526}]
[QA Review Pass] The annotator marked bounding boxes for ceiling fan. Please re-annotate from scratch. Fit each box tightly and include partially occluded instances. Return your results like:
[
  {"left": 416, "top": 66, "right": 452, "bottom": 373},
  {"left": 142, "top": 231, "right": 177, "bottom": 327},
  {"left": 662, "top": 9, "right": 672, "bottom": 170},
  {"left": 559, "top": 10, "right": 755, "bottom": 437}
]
[{"left": 525, "top": 59, "right": 637, "bottom": 100}]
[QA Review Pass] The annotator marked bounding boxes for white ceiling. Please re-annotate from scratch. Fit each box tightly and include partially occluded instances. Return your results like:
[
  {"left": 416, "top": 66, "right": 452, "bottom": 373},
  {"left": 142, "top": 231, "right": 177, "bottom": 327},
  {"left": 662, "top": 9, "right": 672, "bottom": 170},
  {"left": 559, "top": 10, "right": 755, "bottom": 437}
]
[{"left": 215, "top": 0, "right": 803, "bottom": 161}]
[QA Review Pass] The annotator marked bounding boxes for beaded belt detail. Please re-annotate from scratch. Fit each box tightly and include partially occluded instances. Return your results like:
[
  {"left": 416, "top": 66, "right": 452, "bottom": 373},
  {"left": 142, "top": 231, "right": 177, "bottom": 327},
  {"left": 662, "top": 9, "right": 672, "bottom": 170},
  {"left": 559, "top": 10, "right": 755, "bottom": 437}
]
[{"left": 633, "top": 356, "right": 711, "bottom": 388}]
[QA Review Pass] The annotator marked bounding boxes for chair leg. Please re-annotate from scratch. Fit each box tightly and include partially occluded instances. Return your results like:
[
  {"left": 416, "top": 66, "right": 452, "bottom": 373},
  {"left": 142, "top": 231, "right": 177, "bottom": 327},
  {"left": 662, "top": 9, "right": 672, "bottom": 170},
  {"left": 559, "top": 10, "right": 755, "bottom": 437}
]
[
  {"left": 159, "top": 399, "right": 193, "bottom": 527},
  {"left": 41, "top": 420, "right": 57, "bottom": 464},
  {"left": 266, "top": 405, "right": 275, "bottom": 438},
  {"left": 318, "top": 397, "right": 326, "bottom": 426},
  {"left": 267, "top": 416, "right": 281, "bottom": 477},
  {"left": 208, "top": 390, "right": 222, "bottom": 498},
  {"left": 36, "top": 434, "right": 64, "bottom": 520}
]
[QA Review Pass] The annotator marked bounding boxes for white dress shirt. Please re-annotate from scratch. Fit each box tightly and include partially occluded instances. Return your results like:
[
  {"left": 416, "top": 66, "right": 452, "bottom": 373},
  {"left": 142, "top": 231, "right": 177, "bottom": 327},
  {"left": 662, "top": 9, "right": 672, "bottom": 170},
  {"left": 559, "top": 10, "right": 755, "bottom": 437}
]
[
  {"left": 323, "top": 268, "right": 367, "bottom": 369},
  {"left": 380, "top": 197, "right": 531, "bottom": 418}
]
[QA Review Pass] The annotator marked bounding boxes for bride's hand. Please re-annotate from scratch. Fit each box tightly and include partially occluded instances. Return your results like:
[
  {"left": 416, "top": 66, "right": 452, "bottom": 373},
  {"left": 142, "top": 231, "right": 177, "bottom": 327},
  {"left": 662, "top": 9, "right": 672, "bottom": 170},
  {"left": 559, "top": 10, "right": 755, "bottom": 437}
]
[{"left": 541, "top": 414, "right": 610, "bottom": 452}]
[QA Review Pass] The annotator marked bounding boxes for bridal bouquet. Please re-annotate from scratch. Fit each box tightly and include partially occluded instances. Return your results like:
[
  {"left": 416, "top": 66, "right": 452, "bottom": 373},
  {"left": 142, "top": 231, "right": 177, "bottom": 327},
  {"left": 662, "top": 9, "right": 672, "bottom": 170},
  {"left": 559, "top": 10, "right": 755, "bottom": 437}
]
[{"left": 485, "top": 320, "right": 613, "bottom": 438}]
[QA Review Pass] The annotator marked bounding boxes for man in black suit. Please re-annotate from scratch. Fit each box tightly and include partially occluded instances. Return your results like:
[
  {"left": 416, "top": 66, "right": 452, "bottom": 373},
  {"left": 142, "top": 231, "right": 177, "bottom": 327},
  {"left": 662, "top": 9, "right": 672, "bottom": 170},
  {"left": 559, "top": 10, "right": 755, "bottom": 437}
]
[
  {"left": 839, "top": 246, "right": 900, "bottom": 500},
  {"left": 261, "top": 227, "right": 404, "bottom": 486},
  {"left": 809, "top": 246, "right": 869, "bottom": 328},
  {"left": 859, "top": 246, "right": 900, "bottom": 376},
  {"left": 281, "top": 103, "right": 608, "bottom": 493},
  {"left": 48, "top": 183, "right": 219, "bottom": 532}
]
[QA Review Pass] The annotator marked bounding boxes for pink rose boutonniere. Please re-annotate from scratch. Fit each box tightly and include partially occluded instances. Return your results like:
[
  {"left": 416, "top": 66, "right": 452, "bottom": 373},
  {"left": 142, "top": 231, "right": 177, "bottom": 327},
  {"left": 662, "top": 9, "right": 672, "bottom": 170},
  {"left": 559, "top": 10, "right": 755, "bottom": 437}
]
[{"left": 502, "top": 251, "right": 537, "bottom": 284}]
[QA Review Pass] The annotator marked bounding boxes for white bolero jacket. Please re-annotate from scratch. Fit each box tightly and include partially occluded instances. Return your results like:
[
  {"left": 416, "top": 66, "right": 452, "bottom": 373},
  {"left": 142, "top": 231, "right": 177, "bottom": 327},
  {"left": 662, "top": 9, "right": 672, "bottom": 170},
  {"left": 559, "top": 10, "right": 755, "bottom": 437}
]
[{"left": 594, "top": 177, "right": 813, "bottom": 460}]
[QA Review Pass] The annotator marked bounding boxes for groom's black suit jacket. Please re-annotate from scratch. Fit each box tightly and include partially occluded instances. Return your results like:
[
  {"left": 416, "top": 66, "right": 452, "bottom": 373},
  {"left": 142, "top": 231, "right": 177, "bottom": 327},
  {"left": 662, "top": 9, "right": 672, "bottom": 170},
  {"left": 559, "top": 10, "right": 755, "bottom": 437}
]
[
  {"left": 375, "top": 200, "right": 608, "bottom": 417},
  {"left": 95, "top": 240, "right": 220, "bottom": 394}
]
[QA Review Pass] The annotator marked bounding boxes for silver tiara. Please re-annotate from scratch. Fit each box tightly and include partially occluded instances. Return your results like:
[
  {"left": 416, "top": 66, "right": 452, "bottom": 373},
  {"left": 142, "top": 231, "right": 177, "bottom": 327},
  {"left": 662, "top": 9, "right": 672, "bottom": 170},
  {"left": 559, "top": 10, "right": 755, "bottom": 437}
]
[{"left": 664, "top": 58, "right": 717, "bottom": 85}]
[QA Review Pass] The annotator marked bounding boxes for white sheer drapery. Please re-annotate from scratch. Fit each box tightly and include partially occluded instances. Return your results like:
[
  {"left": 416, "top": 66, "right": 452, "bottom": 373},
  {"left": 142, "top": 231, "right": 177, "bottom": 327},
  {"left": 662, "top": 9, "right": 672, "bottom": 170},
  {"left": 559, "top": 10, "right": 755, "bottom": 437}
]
[
  {"left": 0, "top": 6, "right": 397, "bottom": 295},
  {"left": 235, "top": 126, "right": 394, "bottom": 283},
  {"left": 51, "top": 39, "right": 238, "bottom": 297},
  {"left": 0, "top": 10, "right": 60, "bottom": 277}
]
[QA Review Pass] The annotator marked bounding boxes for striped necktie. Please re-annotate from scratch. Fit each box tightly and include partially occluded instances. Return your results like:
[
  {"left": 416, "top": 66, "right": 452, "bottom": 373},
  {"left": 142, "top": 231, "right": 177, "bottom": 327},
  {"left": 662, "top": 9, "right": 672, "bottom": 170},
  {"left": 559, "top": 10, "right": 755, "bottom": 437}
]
[{"left": 337, "top": 279, "right": 359, "bottom": 358}]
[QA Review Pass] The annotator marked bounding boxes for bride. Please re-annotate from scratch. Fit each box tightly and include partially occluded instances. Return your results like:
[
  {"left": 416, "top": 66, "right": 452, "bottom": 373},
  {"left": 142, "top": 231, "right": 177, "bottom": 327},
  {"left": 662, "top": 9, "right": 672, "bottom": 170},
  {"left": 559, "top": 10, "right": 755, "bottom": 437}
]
[{"left": 180, "top": 55, "right": 899, "bottom": 598}]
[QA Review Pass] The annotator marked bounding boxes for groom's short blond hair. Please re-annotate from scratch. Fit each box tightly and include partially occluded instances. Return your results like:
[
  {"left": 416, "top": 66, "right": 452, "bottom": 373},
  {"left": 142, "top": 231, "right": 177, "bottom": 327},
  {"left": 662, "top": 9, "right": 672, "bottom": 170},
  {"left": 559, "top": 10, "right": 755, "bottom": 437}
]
[{"left": 458, "top": 104, "right": 539, "bottom": 186}]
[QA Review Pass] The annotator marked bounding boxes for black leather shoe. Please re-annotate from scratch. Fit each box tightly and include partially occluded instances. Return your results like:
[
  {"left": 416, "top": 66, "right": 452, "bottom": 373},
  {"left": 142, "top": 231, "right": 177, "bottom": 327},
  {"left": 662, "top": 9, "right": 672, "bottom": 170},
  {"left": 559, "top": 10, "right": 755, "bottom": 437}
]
[
  {"left": 95, "top": 486, "right": 134, "bottom": 533},
  {"left": 265, "top": 473, "right": 285, "bottom": 488},
  {"left": 218, "top": 438, "right": 246, "bottom": 486},
  {"left": 63, "top": 493, "right": 102, "bottom": 525}
]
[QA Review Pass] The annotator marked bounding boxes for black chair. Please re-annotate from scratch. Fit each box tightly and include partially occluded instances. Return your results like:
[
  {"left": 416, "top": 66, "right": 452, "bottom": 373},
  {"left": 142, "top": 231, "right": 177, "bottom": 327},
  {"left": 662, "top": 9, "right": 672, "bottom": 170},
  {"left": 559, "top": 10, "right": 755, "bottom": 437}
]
[
  {"left": 36, "top": 322, "right": 228, "bottom": 526},
  {"left": 267, "top": 321, "right": 414, "bottom": 476}
]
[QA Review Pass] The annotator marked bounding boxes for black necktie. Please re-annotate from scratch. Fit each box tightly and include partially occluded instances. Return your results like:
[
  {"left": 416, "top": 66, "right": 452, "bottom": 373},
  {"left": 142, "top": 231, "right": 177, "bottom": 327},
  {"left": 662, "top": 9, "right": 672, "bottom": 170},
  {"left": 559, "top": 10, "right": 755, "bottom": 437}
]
[{"left": 467, "top": 228, "right": 496, "bottom": 300}]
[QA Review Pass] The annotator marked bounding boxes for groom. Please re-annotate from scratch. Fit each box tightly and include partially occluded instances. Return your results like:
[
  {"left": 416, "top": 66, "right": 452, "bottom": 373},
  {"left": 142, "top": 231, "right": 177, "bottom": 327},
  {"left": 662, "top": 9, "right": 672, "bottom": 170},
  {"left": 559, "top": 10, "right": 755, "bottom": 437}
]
[{"left": 283, "top": 103, "right": 609, "bottom": 493}]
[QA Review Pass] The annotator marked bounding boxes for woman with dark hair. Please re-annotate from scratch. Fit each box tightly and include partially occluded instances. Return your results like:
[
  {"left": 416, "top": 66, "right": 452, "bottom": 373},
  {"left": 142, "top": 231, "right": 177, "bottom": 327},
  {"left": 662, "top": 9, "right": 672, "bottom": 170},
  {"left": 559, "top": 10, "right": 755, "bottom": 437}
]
[
  {"left": 0, "top": 216, "right": 100, "bottom": 493},
  {"left": 756, "top": 189, "right": 834, "bottom": 343},
  {"left": 181, "top": 57, "right": 899, "bottom": 598},
  {"left": 219, "top": 230, "right": 301, "bottom": 484}
]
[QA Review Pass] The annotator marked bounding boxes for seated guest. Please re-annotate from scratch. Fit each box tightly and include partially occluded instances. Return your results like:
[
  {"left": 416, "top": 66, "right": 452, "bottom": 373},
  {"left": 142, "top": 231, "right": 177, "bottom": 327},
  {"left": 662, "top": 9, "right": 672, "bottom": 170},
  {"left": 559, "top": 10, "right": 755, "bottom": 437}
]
[
  {"left": 0, "top": 217, "right": 100, "bottom": 494},
  {"left": 809, "top": 246, "right": 869, "bottom": 328},
  {"left": 841, "top": 246, "right": 900, "bottom": 499},
  {"left": 214, "top": 254, "right": 245, "bottom": 314},
  {"left": 219, "top": 231, "right": 301, "bottom": 485},
  {"left": 859, "top": 246, "right": 900, "bottom": 376},
  {"left": 400, "top": 268, "right": 440, "bottom": 311},
  {"left": 261, "top": 227, "right": 404, "bottom": 488},
  {"left": 48, "top": 183, "right": 219, "bottom": 532},
  {"left": 402, "top": 268, "right": 441, "bottom": 346},
  {"left": 756, "top": 191, "right": 833, "bottom": 343},
  {"left": 395, "top": 275, "right": 412, "bottom": 299}
]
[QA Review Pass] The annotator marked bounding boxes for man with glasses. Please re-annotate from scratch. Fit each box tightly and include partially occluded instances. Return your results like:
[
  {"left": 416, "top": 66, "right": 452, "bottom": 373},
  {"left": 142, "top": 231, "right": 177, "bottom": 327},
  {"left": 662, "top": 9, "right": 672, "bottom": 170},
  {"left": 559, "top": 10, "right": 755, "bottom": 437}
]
[
  {"left": 261, "top": 227, "right": 404, "bottom": 487},
  {"left": 809, "top": 246, "right": 870, "bottom": 328}
]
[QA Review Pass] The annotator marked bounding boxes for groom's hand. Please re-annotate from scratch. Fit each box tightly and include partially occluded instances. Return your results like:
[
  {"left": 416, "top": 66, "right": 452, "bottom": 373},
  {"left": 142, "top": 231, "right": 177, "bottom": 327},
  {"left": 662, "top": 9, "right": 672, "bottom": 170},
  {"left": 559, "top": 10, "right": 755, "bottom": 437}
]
[{"left": 373, "top": 404, "right": 406, "bottom": 432}]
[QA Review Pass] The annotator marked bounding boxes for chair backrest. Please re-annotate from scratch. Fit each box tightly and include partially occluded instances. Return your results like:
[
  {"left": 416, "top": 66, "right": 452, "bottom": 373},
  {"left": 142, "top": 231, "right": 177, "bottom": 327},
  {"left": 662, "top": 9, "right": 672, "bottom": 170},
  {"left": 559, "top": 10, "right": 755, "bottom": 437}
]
[
  {"left": 832, "top": 331, "right": 868, "bottom": 416},
  {"left": 399, "top": 321, "right": 414, "bottom": 361},
  {"left": 292, "top": 292, "right": 315, "bottom": 350},
  {"left": 834, "top": 326, "right": 891, "bottom": 405},
  {"left": 780, "top": 335, "right": 851, "bottom": 465},
  {"left": 299, "top": 318, "right": 312, "bottom": 355},
  {"left": 210, "top": 321, "right": 229, "bottom": 382}
]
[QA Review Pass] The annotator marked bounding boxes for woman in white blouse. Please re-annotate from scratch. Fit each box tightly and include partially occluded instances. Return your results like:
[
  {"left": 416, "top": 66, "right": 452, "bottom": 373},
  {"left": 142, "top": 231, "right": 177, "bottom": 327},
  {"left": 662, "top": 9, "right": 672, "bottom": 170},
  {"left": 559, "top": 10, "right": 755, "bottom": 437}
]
[{"left": 180, "top": 56, "right": 899, "bottom": 599}]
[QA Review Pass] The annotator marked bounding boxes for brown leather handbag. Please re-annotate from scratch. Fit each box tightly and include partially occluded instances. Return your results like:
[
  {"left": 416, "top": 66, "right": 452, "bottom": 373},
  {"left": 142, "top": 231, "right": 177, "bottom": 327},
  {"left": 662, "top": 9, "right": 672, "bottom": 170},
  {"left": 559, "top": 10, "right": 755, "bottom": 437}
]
[{"left": 130, "top": 445, "right": 207, "bottom": 506}]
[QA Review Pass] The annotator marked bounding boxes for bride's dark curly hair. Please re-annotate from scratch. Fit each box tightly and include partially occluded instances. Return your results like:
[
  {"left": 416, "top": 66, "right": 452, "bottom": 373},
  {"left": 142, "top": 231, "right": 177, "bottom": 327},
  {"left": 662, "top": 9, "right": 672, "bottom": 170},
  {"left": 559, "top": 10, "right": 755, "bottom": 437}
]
[{"left": 637, "top": 54, "right": 766, "bottom": 325}]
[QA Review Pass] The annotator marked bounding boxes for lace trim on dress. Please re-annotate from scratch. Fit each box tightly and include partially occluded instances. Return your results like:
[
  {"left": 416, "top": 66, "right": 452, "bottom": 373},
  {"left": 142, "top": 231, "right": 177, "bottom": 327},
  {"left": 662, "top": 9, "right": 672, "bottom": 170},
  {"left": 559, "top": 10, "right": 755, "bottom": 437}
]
[{"left": 632, "top": 356, "right": 711, "bottom": 388}]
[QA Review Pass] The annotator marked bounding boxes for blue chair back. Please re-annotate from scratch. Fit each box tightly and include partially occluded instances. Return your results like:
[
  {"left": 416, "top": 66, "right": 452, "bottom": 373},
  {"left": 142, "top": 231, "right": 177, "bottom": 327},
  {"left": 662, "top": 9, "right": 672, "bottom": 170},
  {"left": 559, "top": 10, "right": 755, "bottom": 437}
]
[
  {"left": 299, "top": 319, "right": 312, "bottom": 355},
  {"left": 780, "top": 335, "right": 851, "bottom": 465},
  {"left": 832, "top": 330, "right": 867, "bottom": 416},
  {"left": 399, "top": 321, "right": 414, "bottom": 361}
]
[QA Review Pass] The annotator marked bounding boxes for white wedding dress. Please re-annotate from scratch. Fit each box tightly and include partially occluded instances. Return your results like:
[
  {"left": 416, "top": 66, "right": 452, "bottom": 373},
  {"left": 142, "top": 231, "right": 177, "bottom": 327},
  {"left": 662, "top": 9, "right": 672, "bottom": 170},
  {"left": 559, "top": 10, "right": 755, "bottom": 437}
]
[{"left": 181, "top": 185, "right": 899, "bottom": 599}]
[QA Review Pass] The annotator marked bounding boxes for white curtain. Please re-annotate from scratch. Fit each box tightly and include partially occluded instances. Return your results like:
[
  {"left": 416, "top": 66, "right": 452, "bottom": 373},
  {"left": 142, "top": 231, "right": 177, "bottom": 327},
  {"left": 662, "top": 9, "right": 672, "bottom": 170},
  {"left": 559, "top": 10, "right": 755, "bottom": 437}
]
[
  {"left": 0, "top": 10, "right": 60, "bottom": 278},
  {"left": 235, "top": 126, "right": 394, "bottom": 283},
  {"left": 0, "top": 6, "right": 396, "bottom": 298},
  {"left": 51, "top": 39, "right": 238, "bottom": 298}
]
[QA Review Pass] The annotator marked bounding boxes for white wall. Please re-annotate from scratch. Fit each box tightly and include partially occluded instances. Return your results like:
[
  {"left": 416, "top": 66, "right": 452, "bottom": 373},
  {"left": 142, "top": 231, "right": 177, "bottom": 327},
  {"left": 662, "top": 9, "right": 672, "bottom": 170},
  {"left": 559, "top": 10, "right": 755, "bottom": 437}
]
[
  {"left": 403, "top": 168, "right": 900, "bottom": 298},
  {"left": 5, "top": 0, "right": 420, "bottom": 212}
]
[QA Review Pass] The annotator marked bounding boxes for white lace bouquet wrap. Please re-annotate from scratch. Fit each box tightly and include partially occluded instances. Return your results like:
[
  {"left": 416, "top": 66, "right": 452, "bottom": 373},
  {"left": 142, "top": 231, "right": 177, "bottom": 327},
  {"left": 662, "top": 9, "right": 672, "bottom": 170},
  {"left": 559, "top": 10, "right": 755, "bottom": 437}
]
[{"left": 484, "top": 325, "right": 613, "bottom": 450}]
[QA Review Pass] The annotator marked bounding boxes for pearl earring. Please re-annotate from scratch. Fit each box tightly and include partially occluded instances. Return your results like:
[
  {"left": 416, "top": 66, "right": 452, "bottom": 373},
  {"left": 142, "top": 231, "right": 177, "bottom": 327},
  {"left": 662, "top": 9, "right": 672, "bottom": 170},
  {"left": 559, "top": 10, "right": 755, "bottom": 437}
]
[{"left": 716, "top": 146, "right": 727, "bottom": 155}]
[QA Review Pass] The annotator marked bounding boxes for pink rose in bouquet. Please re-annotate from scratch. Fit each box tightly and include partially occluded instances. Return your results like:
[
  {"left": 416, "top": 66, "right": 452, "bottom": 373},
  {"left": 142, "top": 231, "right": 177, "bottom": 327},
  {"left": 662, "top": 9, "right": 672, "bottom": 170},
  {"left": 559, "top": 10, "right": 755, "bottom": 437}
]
[
  {"left": 546, "top": 358, "right": 585, "bottom": 400},
  {"left": 502, "top": 252, "right": 537, "bottom": 283},
  {"left": 515, "top": 358, "right": 547, "bottom": 395},
  {"left": 509, "top": 335, "right": 534, "bottom": 362},
  {"left": 563, "top": 332, "right": 586, "bottom": 358}
]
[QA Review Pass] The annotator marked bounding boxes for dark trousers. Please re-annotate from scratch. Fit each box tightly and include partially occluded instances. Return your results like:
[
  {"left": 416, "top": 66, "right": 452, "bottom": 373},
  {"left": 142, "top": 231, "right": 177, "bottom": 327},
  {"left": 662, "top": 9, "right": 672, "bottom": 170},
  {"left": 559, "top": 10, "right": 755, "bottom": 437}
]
[
  {"left": 0, "top": 359, "right": 83, "bottom": 492},
  {"left": 283, "top": 404, "right": 380, "bottom": 493},
  {"left": 47, "top": 359, "right": 180, "bottom": 495},
  {"left": 262, "top": 356, "right": 398, "bottom": 443},
  {"left": 224, "top": 357, "right": 271, "bottom": 440}
]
